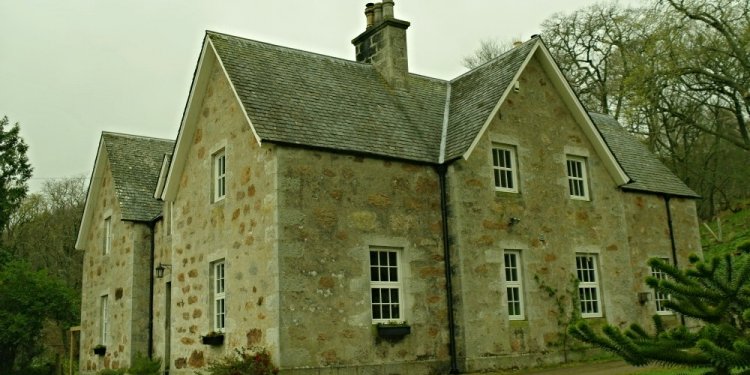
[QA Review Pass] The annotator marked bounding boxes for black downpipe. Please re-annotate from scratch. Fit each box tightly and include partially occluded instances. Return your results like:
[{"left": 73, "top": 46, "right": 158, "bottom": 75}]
[
  {"left": 664, "top": 195, "right": 678, "bottom": 268},
  {"left": 147, "top": 220, "right": 156, "bottom": 359},
  {"left": 436, "top": 164, "right": 460, "bottom": 374},
  {"left": 663, "top": 195, "right": 686, "bottom": 325}
]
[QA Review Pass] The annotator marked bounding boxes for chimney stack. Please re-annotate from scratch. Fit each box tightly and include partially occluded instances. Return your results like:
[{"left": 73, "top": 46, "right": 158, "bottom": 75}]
[
  {"left": 352, "top": 1, "right": 411, "bottom": 89},
  {"left": 373, "top": 2, "right": 383, "bottom": 24},
  {"left": 382, "top": 0, "right": 394, "bottom": 19},
  {"left": 365, "top": 3, "right": 375, "bottom": 28}
]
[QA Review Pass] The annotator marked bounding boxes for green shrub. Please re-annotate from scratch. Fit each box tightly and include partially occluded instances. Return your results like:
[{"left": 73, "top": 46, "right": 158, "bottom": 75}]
[
  {"left": 200, "top": 347, "right": 279, "bottom": 375},
  {"left": 128, "top": 353, "right": 161, "bottom": 375}
]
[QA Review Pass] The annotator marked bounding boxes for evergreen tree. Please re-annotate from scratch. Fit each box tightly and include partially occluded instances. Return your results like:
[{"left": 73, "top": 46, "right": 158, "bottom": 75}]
[
  {"left": 569, "top": 246, "right": 750, "bottom": 375},
  {"left": 0, "top": 116, "right": 32, "bottom": 233}
]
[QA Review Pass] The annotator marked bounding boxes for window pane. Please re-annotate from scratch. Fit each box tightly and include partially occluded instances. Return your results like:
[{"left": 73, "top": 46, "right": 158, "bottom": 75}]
[
  {"left": 391, "top": 289, "right": 399, "bottom": 303},
  {"left": 379, "top": 252, "right": 387, "bottom": 265},
  {"left": 380, "top": 267, "right": 389, "bottom": 282},
  {"left": 370, "top": 251, "right": 378, "bottom": 265},
  {"left": 372, "top": 305, "right": 381, "bottom": 319},
  {"left": 389, "top": 267, "right": 398, "bottom": 282}
]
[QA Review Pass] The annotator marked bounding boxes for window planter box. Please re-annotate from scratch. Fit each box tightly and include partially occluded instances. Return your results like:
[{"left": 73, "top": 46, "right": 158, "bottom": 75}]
[
  {"left": 376, "top": 324, "right": 411, "bottom": 340},
  {"left": 93, "top": 346, "right": 106, "bottom": 356},
  {"left": 201, "top": 334, "right": 225, "bottom": 346}
]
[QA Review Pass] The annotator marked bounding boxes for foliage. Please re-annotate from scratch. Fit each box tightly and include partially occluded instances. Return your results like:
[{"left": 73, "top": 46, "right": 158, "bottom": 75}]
[
  {"left": 127, "top": 353, "right": 162, "bottom": 375},
  {"left": 538, "top": 1, "right": 750, "bottom": 218},
  {"left": 701, "top": 202, "right": 750, "bottom": 257},
  {"left": 0, "top": 115, "right": 32, "bottom": 234},
  {"left": 569, "top": 251, "right": 750, "bottom": 375},
  {"left": 3, "top": 176, "right": 86, "bottom": 291},
  {"left": 0, "top": 259, "right": 77, "bottom": 374},
  {"left": 534, "top": 274, "right": 583, "bottom": 362},
  {"left": 461, "top": 39, "right": 515, "bottom": 69},
  {"left": 199, "top": 347, "right": 279, "bottom": 375}
]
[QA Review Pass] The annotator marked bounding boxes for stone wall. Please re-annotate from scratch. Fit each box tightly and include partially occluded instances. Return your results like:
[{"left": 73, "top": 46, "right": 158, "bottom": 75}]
[
  {"left": 276, "top": 148, "right": 451, "bottom": 374},
  {"left": 621, "top": 193, "right": 702, "bottom": 328},
  {"left": 79, "top": 151, "right": 151, "bottom": 374},
  {"left": 160, "top": 61, "right": 280, "bottom": 374},
  {"left": 447, "top": 55, "right": 644, "bottom": 372}
]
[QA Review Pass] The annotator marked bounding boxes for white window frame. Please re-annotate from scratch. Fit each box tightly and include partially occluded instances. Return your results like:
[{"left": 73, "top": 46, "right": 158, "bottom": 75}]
[
  {"left": 566, "top": 156, "right": 589, "bottom": 200},
  {"left": 100, "top": 295, "right": 109, "bottom": 345},
  {"left": 212, "top": 260, "right": 226, "bottom": 332},
  {"left": 503, "top": 250, "right": 525, "bottom": 320},
  {"left": 651, "top": 258, "right": 673, "bottom": 315},
  {"left": 212, "top": 149, "right": 226, "bottom": 202},
  {"left": 491, "top": 145, "right": 518, "bottom": 193},
  {"left": 369, "top": 246, "right": 403, "bottom": 324},
  {"left": 103, "top": 216, "right": 112, "bottom": 255},
  {"left": 576, "top": 254, "right": 603, "bottom": 318}
]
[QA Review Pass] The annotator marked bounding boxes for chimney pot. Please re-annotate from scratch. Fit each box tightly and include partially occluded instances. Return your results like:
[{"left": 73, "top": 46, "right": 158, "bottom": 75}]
[
  {"left": 365, "top": 3, "right": 375, "bottom": 28},
  {"left": 382, "top": 0, "right": 394, "bottom": 19},
  {"left": 513, "top": 40, "right": 522, "bottom": 47},
  {"left": 373, "top": 2, "right": 383, "bottom": 24}
]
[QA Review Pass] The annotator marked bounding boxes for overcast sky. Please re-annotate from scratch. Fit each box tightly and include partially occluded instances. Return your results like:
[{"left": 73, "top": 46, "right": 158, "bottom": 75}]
[{"left": 0, "top": 0, "right": 640, "bottom": 192}]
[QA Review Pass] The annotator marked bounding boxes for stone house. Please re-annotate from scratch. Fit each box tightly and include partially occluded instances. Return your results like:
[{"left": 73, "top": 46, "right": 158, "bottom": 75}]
[{"left": 75, "top": 1, "right": 702, "bottom": 374}]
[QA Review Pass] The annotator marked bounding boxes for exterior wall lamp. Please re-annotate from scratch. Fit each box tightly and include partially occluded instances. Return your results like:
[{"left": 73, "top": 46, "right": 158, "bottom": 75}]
[
  {"left": 509, "top": 217, "right": 521, "bottom": 226},
  {"left": 155, "top": 263, "right": 172, "bottom": 278}
]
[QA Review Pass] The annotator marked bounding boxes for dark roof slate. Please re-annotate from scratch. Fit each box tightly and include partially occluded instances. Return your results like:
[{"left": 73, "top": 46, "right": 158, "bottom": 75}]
[
  {"left": 445, "top": 38, "right": 537, "bottom": 160},
  {"left": 589, "top": 113, "right": 699, "bottom": 198},
  {"left": 202, "top": 31, "right": 695, "bottom": 198},
  {"left": 102, "top": 132, "right": 175, "bottom": 221},
  {"left": 208, "top": 31, "right": 447, "bottom": 163}
]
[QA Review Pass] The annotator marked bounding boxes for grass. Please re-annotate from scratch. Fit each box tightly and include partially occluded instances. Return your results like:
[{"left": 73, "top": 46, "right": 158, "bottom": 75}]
[
  {"left": 700, "top": 200, "right": 750, "bottom": 256},
  {"left": 627, "top": 368, "right": 707, "bottom": 375}
]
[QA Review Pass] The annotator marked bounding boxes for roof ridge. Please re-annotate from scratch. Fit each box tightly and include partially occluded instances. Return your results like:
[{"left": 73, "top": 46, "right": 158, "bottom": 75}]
[
  {"left": 208, "top": 30, "right": 449, "bottom": 84},
  {"left": 207, "top": 30, "right": 371, "bottom": 69},
  {"left": 102, "top": 131, "right": 175, "bottom": 142},
  {"left": 450, "top": 37, "right": 538, "bottom": 83}
]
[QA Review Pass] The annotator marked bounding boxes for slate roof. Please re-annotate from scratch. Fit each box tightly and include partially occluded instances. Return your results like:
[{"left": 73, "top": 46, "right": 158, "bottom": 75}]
[
  {"left": 208, "top": 31, "right": 447, "bottom": 163},
  {"left": 203, "top": 31, "right": 695, "bottom": 198},
  {"left": 445, "top": 38, "right": 537, "bottom": 160},
  {"left": 102, "top": 132, "right": 175, "bottom": 221},
  {"left": 590, "top": 113, "right": 699, "bottom": 198}
]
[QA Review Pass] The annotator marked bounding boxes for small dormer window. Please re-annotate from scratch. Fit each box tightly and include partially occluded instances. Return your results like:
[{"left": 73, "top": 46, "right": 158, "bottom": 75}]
[{"left": 212, "top": 150, "right": 226, "bottom": 202}]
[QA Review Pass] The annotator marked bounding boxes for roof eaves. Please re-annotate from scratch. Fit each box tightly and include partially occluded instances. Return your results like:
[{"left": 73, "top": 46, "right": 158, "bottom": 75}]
[
  {"left": 439, "top": 82, "right": 452, "bottom": 164},
  {"left": 75, "top": 137, "right": 106, "bottom": 250}
]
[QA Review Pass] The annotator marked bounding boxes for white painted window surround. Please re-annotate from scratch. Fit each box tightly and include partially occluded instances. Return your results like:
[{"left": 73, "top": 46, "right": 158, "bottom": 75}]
[
  {"left": 492, "top": 145, "right": 518, "bottom": 193},
  {"left": 369, "top": 246, "right": 403, "bottom": 323},
  {"left": 212, "top": 150, "right": 226, "bottom": 202},
  {"left": 576, "top": 254, "right": 603, "bottom": 318},
  {"left": 504, "top": 250, "right": 525, "bottom": 320},
  {"left": 567, "top": 156, "right": 589, "bottom": 200},
  {"left": 651, "top": 258, "right": 673, "bottom": 315},
  {"left": 212, "top": 260, "right": 226, "bottom": 332}
]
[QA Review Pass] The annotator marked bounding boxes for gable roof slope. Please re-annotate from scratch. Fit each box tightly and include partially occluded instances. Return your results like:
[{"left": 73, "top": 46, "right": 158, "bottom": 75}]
[
  {"left": 445, "top": 38, "right": 538, "bottom": 160},
  {"left": 102, "top": 132, "right": 175, "bottom": 221},
  {"left": 589, "top": 113, "right": 699, "bottom": 198},
  {"left": 208, "top": 31, "right": 447, "bottom": 163}
]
